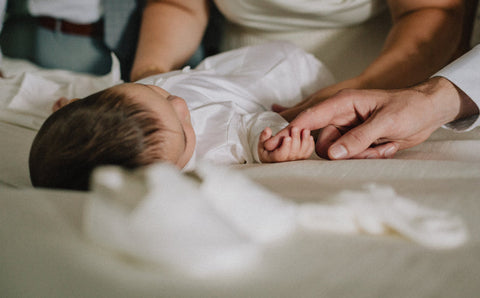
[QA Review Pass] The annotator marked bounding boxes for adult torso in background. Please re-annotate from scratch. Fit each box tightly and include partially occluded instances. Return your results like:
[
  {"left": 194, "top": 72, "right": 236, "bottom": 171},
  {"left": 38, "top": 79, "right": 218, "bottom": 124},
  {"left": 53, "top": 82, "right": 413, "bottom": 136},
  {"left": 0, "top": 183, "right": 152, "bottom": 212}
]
[
  {"left": 0, "top": 0, "right": 110, "bottom": 75},
  {"left": 214, "top": 0, "right": 390, "bottom": 81},
  {"left": 28, "top": 0, "right": 102, "bottom": 24}
]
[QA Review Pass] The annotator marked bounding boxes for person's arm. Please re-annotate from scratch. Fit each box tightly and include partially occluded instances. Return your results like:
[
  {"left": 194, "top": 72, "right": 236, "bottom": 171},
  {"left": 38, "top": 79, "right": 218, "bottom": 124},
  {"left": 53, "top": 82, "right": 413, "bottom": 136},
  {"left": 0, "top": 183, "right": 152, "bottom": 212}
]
[
  {"left": 130, "top": 0, "right": 209, "bottom": 81},
  {"left": 278, "top": 0, "right": 464, "bottom": 121},
  {"left": 265, "top": 76, "right": 479, "bottom": 160}
]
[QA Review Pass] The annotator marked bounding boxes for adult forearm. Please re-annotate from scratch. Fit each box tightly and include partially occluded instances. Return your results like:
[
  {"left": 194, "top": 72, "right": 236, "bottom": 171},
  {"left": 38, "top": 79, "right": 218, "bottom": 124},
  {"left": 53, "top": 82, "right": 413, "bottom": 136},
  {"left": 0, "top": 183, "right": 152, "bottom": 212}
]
[
  {"left": 130, "top": 0, "right": 209, "bottom": 81},
  {"left": 359, "top": 2, "right": 463, "bottom": 89}
]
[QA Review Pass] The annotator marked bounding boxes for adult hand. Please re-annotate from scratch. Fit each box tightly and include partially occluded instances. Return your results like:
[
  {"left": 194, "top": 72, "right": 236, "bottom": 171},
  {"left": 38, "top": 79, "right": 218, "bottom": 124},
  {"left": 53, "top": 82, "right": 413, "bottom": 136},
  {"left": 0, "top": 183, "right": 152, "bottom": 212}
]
[
  {"left": 266, "top": 77, "right": 478, "bottom": 159},
  {"left": 274, "top": 0, "right": 465, "bottom": 123},
  {"left": 273, "top": 77, "right": 362, "bottom": 122}
]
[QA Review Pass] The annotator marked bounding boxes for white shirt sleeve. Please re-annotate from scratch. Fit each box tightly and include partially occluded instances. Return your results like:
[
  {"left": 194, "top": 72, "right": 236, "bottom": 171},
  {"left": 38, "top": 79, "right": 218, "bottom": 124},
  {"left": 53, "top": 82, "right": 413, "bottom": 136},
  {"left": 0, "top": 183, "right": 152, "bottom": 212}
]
[
  {"left": 433, "top": 45, "right": 480, "bottom": 131},
  {"left": 244, "top": 111, "right": 289, "bottom": 163}
]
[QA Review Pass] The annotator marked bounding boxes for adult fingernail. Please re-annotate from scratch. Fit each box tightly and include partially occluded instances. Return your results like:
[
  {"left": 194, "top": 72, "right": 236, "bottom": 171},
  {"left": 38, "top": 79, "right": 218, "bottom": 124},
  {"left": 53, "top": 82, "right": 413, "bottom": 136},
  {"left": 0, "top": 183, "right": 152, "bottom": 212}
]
[
  {"left": 384, "top": 145, "right": 397, "bottom": 158},
  {"left": 330, "top": 144, "right": 348, "bottom": 159}
]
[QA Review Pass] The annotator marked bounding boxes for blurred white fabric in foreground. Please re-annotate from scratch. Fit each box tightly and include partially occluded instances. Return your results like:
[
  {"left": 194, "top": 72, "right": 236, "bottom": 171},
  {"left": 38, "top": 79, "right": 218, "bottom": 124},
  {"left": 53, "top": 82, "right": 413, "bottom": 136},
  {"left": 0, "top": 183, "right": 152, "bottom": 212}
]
[{"left": 84, "top": 162, "right": 468, "bottom": 277}]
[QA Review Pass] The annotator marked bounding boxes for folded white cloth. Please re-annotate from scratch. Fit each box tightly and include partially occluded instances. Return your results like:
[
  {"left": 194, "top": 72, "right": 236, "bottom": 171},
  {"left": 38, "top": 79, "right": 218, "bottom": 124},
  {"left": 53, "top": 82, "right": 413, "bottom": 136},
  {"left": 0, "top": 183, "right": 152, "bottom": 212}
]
[{"left": 84, "top": 162, "right": 468, "bottom": 277}]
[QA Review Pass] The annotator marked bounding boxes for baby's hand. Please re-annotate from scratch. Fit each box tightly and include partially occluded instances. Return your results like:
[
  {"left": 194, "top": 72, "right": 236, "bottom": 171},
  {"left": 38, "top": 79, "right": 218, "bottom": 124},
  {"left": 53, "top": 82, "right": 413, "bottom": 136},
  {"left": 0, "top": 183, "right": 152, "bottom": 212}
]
[{"left": 258, "top": 126, "right": 314, "bottom": 163}]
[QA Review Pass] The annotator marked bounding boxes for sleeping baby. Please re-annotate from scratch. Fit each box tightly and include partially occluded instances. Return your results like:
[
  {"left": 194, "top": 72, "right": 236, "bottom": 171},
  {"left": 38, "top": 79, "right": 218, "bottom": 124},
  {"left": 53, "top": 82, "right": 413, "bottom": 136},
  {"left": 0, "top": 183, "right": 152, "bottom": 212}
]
[{"left": 29, "top": 42, "right": 334, "bottom": 190}]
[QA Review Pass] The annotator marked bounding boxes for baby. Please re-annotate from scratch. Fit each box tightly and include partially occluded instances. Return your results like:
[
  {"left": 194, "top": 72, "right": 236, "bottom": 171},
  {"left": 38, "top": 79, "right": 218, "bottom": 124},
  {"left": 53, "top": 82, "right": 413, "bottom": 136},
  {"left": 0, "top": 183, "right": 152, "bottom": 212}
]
[{"left": 29, "top": 42, "right": 334, "bottom": 190}]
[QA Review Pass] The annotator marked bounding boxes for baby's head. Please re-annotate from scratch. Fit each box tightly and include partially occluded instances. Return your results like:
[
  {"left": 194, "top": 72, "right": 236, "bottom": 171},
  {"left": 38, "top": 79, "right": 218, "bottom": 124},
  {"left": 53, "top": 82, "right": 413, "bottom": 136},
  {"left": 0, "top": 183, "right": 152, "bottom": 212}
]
[{"left": 29, "top": 83, "right": 196, "bottom": 191}]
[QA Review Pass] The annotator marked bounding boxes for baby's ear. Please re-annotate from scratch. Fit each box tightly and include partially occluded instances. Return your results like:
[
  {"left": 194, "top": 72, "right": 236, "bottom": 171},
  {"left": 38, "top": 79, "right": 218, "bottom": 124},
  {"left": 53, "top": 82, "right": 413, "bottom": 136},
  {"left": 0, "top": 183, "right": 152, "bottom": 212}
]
[{"left": 52, "top": 97, "right": 80, "bottom": 112}]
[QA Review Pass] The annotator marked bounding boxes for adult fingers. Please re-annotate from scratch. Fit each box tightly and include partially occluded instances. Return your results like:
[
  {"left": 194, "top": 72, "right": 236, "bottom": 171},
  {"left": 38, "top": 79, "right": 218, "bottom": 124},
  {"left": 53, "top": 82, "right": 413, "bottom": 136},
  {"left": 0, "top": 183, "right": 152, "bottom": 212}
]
[
  {"left": 269, "top": 100, "right": 340, "bottom": 152},
  {"left": 350, "top": 142, "right": 398, "bottom": 159},
  {"left": 315, "top": 125, "right": 342, "bottom": 159},
  {"left": 270, "top": 103, "right": 336, "bottom": 151},
  {"left": 288, "top": 98, "right": 344, "bottom": 132},
  {"left": 327, "top": 119, "right": 388, "bottom": 160}
]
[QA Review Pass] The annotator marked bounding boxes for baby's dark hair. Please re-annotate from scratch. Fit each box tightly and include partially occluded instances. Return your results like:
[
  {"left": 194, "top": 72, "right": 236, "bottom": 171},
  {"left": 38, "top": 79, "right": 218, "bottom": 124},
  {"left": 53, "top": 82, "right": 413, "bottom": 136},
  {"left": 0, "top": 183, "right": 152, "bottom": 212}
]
[{"left": 29, "top": 87, "right": 168, "bottom": 191}]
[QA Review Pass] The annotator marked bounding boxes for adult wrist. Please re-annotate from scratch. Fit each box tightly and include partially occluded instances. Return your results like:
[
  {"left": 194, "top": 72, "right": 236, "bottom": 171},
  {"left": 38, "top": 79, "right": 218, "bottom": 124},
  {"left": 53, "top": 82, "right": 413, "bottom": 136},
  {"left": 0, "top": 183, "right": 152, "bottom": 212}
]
[
  {"left": 433, "top": 76, "right": 478, "bottom": 122},
  {"left": 413, "top": 77, "right": 461, "bottom": 126}
]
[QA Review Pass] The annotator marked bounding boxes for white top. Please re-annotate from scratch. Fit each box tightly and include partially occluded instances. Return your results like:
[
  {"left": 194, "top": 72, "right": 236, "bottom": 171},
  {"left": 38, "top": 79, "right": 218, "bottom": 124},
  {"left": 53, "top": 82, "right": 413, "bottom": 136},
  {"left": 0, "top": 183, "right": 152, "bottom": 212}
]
[
  {"left": 27, "top": 0, "right": 103, "bottom": 24},
  {"left": 214, "top": 0, "right": 390, "bottom": 82},
  {"left": 434, "top": 45, "right": 480, "bottom": 131},
  {"left": 214, "top": 0, "right": 387, "bottom": 30},
  {"left": 137, "top": 42, "right": 334, "bottom": 170}
]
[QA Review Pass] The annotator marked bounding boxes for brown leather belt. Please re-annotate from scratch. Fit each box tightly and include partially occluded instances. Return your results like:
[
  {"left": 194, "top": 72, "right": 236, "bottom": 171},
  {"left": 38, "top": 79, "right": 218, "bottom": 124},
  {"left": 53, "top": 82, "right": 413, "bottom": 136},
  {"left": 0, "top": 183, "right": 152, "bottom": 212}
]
[{"left": 37, "top": 16, "right": 104, "bottom": 37}]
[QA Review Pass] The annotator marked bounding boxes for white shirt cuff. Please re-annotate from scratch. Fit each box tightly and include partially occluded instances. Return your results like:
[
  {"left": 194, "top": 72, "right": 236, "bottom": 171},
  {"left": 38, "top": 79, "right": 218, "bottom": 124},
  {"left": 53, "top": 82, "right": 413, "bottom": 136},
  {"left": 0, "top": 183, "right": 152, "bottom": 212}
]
[{"left": 433, "top": 45, "right": 480, "bottom": 131}]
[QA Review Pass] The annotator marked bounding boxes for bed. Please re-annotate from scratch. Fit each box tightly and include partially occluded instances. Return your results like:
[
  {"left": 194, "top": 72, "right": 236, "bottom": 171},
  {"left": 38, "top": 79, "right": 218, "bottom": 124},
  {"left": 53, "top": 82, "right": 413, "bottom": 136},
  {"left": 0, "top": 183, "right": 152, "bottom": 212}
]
[{"left": 1, "top": 51, "right": 480, "bottom": 298}]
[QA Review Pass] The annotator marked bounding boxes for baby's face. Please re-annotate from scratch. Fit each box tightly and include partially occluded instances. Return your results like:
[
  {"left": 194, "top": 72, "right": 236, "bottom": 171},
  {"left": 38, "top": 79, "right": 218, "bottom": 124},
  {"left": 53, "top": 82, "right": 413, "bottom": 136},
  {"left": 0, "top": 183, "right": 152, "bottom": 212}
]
[
  {"left": 54, "top": 83, "right": 196, "bottom": 169},
  {"left": 119, "top": 83, "right": 196, "bottom": 169}
]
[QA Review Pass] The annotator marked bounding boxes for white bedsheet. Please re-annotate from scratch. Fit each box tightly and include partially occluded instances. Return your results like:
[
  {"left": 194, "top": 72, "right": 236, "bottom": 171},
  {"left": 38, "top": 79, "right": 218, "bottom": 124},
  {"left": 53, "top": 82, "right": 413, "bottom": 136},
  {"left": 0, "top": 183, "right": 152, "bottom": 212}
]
[
  {"left": 2, "top": 153, "right": 480, "bottom": 297},
  {"left": 1, "top": 54, "right": 480, "bottom": 297}
]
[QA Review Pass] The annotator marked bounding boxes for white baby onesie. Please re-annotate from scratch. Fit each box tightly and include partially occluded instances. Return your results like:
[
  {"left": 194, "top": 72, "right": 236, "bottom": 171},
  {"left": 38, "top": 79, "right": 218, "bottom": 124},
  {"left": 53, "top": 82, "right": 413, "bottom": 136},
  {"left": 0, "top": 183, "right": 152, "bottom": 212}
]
[{"left": 137, "top": 42, "right": 335, "bottom": 169}]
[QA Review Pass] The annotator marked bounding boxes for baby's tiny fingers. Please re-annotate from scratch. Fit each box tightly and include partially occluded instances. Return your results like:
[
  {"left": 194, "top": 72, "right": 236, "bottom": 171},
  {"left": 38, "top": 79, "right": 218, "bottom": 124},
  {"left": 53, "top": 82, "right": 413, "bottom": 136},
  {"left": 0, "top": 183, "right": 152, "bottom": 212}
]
[
  {"left": 301, "top": 129, "right": 315, "bottom": 157},
  {"left": 273, "top": 136, "right": 292, "bottom": 161},
  {"left": 260, "top": 127, "right": 273, "bottom": 143},
  {"left": 301, "top": 129, "right": 311, "bottom": 142},
  {"left": 305, "top": 135, "right": 315, "bottom": 158},
  {"left": 290, "top": 127, "right": 301, "bottom": 153}
]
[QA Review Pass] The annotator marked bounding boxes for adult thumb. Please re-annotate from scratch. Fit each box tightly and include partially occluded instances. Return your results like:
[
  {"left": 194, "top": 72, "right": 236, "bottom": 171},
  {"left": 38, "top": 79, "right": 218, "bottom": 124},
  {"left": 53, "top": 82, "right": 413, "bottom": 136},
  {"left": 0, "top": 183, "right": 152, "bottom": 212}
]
[{"left": 328, "top": 122, "right": 384, "bottom": 159}]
